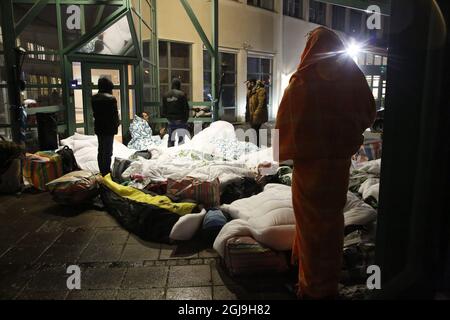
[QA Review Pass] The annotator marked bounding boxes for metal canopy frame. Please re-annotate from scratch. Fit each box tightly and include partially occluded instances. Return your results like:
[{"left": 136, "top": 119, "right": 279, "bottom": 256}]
[
  {"left": 1, "top": 0, "right": 220, "bottom": 142},
  {"left": 179, "top": 0, "right": 219, "bottom": 121}
]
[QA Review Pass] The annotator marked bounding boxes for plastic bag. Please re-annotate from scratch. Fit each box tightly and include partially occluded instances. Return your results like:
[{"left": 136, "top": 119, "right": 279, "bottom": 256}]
[
  {"left": 167, "top": 177, "right": 220, "bottom": 209},
  {"left": 47, "top": 170, "right": 100, "bottom": 205}
]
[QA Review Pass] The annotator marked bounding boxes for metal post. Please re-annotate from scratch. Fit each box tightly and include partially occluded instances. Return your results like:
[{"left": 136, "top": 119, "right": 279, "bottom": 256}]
[
  {"left": 2, "top": 0, "right": 21, "bottom": 143},
  {"left": 211, "top": 0, "right": 219, "bottom": 122}
]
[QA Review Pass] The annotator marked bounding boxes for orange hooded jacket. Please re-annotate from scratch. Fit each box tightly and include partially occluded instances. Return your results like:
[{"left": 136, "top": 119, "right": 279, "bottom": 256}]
[
  {"left": 275, "top": 27, "right": 377, "bottom": 299},
  {"left": 276, "top": 27, "right": 376, "bottom": 162}
]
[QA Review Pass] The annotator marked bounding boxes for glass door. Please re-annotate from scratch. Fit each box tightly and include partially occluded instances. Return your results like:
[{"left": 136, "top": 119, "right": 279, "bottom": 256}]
[
  {"left": 83, "top": 64, "right": 124, "bottom": 140},
  {"left": 70, "top": 61, "right": 136, "bottom": 140}
]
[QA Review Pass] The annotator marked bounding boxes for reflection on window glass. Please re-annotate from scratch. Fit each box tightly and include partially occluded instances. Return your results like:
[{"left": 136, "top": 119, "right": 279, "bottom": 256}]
[
  {"left": 284, "top": 0, "right": 304, "bottom": 19},
  {"left": 23, "top": 88, "right": 63, "bottom": 108},
  {"left": 170, "top": 43, "right": 190, "bottom": 69},
  {"left": 0, "top": 127, "right": 12, "bottom": 140},
  {"left": 91, "top": 69, "right": 120, "bottom": 86},
  {"left": 0, "top": 55, "right": 6, "bottom": 84},
  {"left": 366, "top": 53, "right": 374, "bottom": 65},
  {"left": 142, "top": 28, "right": 152, "bottom": 60},
  {"left": 373, "top": 76, "right": 380, "bottom": 88},
  {"left": 372, "top": 88, "right": 379, "bottom": 100},
  {"left": 203, "top": 51, "right": 237, "bottom": 120},
  {"left": 62, "top": 4, "right": 120, "bottom": 48},
  {"left": 22, "top": 55, "right": 62, "bottom": 85},
  {"left": 248, "top": 0, "right": 274, "bottom": 11},
  {"left": 332, "top": 6, "right": 346, "bottom": 32},
  {"left": 159, "top": 42, "right": 168, "bottom": 68},
  {"left": 74, "top": 89, "right": 84, "bottom": 124},
  {"left": 0, "top": 87, "right": 9, "bottom": 124},
  {"left": 159, "top": 41, "right": 191, "bottom": 99},
  {"left": 15, "top": 4, "right": 59, "bottom": 51},
  {"left": 309, "top": 0, "right": 326, "bottom": 25},
  {"left": 0, "top": 18, "right": 3, "bottom": 51},
  {"left": 349, "top": 9, "right": 363, "bottom": 36},
  {"left": 128, "top": 65, "right": 135, "bottom": 86},
  {"left": 374, "top": 55, "right": 382, "bottom": 66},
  {"left": 72, "top": 62, "right": 82, "bottom": 85},
  {"left": 78, "top": 16, "right": 135, "bottom": 56},
  {"left": 143, "top": 61, "right": 152, "bottom": 86},
  {"left": 129, "top": 89, "right": 136, "bottom": 120},
  {"left": 13, "top": 4, "right": 33, "bottom": 24}
]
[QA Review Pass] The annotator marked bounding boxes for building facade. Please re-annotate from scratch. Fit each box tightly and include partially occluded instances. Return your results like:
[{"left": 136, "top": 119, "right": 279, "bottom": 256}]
[
  {"left": 0, "top": 0, "right": 158, "bottom": 143},
  {"left": 0, "top": 0, "right": 389, "bottom": 143},
  {"left": 157, "top": 0, "right": 389, "bottom": 124}
]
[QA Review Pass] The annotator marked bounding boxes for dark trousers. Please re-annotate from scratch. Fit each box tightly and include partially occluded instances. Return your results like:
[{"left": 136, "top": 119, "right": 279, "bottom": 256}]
[
  {"left": 168, "top": 120, "right": 188, "bottom": 148},
  {"left": 97, "top": 135, "right": 114, "bottom": 176},
  {"left": 251, "top": 124, "right": 262, "bottom": 147}
]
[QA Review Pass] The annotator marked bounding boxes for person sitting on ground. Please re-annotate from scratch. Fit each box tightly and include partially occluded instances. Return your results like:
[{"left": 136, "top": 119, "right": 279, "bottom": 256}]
[{"left": 141, "top": 111, "right": 167, "bottom": 139}]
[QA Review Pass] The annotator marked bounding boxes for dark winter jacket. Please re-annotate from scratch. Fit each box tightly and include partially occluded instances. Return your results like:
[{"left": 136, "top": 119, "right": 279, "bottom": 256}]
[
  {"left": 248, "top": 86, "right": 269, "bottom": 126},
  {"left": 91, "top": 92, "right": 120, "bottom": 135},
  {"left": 161, "top": 89, "right": 190, "bottom": 122}
]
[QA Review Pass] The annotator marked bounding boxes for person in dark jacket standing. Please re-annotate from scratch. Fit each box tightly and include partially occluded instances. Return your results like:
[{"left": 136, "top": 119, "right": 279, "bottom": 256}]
[
  {"left": 161, "top": 78, "right": 190, "bottom": 147},
  {"left": 248, "top": 80, "right": 268, "bottom": 147},
  {"left": 91, "top": 77, "right": 120, "bottom": 176}
]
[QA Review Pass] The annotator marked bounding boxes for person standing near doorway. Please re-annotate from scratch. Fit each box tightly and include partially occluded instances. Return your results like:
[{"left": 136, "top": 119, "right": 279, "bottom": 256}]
[
  {"left": 91, "top": 77, "right": 120, "bottom": 176},
  {"left": 248, "top": 80, "right": 268, "bottom": 147},
  {"left": 275, "top": 27, "right": 376, "bottom": 299},
  {"left": 161, "top": 78, "right": 190, "bottom": 147}
]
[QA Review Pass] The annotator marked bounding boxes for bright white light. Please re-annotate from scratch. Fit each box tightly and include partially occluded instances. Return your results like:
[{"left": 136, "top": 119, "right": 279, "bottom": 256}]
[{"left": 346, "top": 41, "right": 362, "bottom": 62}]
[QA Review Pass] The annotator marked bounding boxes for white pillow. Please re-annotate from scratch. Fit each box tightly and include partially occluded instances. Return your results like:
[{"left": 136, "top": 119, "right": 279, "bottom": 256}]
[{"left": 170, "top": 209, "right": 207, "bottom": 241}]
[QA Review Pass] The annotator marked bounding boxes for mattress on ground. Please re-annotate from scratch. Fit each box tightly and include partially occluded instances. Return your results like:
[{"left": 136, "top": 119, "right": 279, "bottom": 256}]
[
  {"left": 214, "top": 184, "right": 378, "bottom": 257},
  {"left": 224, "top": 236, "right": 289, "bottom": 276}
]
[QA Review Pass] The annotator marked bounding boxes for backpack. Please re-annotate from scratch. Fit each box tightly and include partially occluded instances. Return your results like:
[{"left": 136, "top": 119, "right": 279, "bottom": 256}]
[{"left": 57, "top": 146, "right": 80, "bottom": 174}]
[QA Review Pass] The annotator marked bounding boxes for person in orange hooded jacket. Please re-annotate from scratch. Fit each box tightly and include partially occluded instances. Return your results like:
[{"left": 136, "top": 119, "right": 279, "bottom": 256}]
[{"left": 275, "top": 27, "right": 376, "bottom": 299}]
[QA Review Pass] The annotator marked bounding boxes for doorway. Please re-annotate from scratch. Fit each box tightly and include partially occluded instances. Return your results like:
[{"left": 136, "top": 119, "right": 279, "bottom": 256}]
[{"left": 71, "top": 61, "right": 136, "bottom": 141}]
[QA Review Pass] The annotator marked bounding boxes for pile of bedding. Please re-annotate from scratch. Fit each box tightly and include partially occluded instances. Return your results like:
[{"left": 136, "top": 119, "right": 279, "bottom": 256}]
[
  {"left": 127, "top": 116, "right": 168, "bottom": 151},
  {"left": 350, "top": 159, "right": 381, "bottom": 207},
  {"left": 60, "top": 133, "right": 136, "bottom": 173},
  {"left": 211, "top": 183, "right": 377, "bottom": 257},
  {"left": 60, "top": 122, "right": 381, "bottom": 268}
]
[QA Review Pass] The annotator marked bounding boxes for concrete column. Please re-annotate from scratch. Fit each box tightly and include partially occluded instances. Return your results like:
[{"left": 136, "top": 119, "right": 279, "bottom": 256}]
[{"left": 236, "top": 49, "right": 248, "bottom": 122}]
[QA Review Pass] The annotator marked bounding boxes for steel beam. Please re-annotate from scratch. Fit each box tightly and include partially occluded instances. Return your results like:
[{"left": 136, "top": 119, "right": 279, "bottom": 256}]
[
  {"left": 15, "top": 0, "right": 51, "bottom": 36},
  {"left": 211, "top": 0, "right": 219, "bottom": 121},
  {"left": 178, "top": 0, "right": 215, "bottom": 57}
]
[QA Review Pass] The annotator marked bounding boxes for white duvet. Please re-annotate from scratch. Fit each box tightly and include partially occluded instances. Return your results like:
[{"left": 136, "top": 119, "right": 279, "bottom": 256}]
[
  {"left": 352, "top": 159, "right": 382, "bottom": 203},
  {"left": 61, "top": 121, "right": 277, "bottom": 180},
  {"left": 60, "top": 133, "right": 137, "bottom": 173},
  {"left": 212, "top": 184, "right": 377, "bottom": 257}
]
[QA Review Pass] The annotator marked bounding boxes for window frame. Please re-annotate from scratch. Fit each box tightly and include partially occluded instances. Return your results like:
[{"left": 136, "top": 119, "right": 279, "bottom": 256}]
[
  {"left": 331, "top": 5, "right": 346, "bottom": 32},
  {"left": 247, "top": 54, "right": 274, "bottom": 114},
  {"left": 158, "top": 40, "right": 192, "bottom": 100},
  {"left": 203, "top": 50, "right": 238, "bottom": 121},
  {"left": 283, "top": 0, "right": 304, "bottom": 19},
  {"left": 247, "top": 0, "right": 275, "bottom": 12}
]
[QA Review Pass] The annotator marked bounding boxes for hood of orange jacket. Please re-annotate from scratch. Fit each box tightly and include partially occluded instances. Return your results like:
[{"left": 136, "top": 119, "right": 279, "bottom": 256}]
[{"left": 275, "top": 27, "right": 376, "bottom": 161}]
